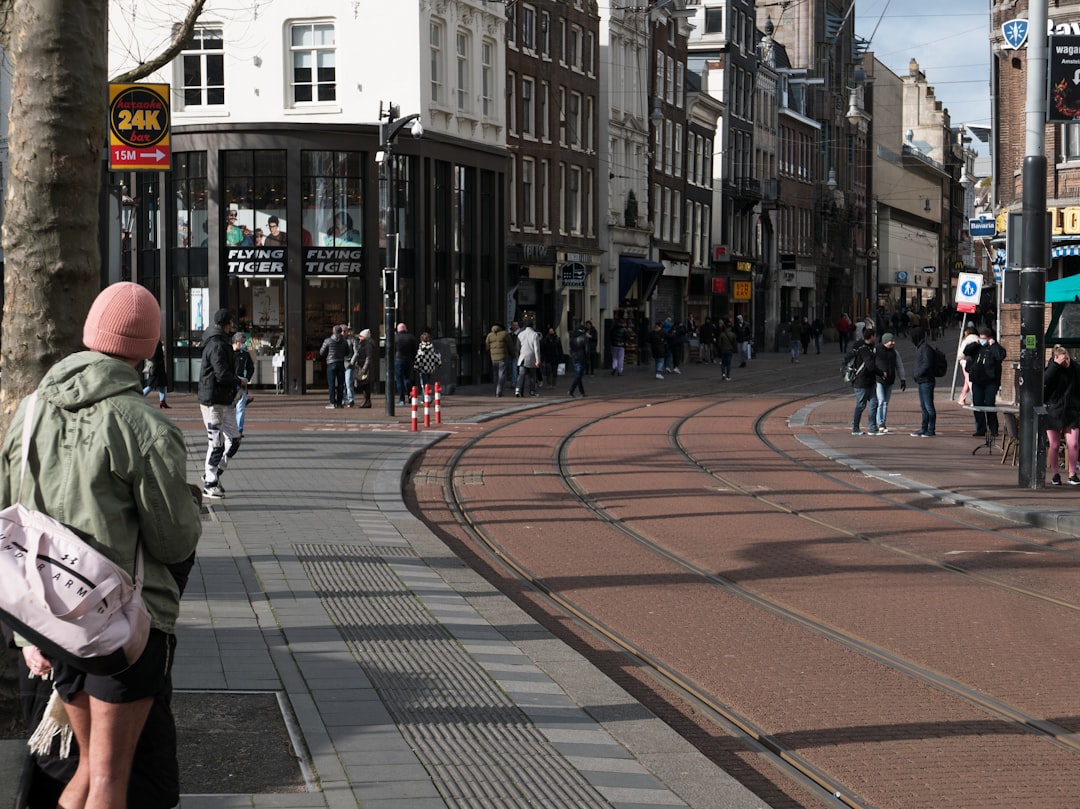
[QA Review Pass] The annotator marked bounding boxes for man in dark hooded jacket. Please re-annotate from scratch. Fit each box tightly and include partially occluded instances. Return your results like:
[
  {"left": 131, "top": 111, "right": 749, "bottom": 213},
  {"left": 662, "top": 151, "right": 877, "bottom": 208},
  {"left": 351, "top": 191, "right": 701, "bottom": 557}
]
[
  {"left": 199, "top": 309, "right": 245, "bottom": 498},
  {"left": 910, "top": 326, "right": 937, "bottom": 437}
]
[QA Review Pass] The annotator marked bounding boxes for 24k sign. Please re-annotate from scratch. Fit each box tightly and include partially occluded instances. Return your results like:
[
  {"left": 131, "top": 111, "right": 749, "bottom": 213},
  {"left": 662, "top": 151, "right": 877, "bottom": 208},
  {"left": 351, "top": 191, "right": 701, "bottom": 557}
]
[{"left": 109, "top": 83, "right": 171, "bottom": 170}]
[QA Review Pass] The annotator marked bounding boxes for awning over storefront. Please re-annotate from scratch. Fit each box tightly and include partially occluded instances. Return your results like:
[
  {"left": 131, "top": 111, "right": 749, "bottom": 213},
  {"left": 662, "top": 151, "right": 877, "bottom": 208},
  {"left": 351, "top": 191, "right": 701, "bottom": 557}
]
[
  {"left": 618, "top": 256, "right": 664, "bottom": 302},
  {"left": 1047, "top": 273, "right": 1080, "bottom": 302},
  {"left": 1052, "top": 243, "right": 1080, "bottom": 259}
]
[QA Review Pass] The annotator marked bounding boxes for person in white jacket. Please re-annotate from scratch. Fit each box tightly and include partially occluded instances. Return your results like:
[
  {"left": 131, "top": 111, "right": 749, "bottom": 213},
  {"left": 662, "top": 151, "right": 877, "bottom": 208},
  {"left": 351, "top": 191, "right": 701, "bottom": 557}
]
[{"left": 515, "top": 318, "right": 542, "bottom": 397}]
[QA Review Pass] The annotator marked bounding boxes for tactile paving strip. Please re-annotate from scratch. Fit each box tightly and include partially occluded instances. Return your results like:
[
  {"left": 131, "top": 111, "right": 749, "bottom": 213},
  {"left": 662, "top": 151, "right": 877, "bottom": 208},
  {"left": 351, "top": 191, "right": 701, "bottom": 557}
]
[{"left": 298, "top": 543, "right": 611, "bottom": 808}]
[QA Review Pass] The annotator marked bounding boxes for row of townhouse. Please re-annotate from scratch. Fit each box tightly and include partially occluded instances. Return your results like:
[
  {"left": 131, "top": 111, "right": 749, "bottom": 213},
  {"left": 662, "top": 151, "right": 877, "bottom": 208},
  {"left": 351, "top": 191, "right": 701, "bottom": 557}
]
[{"left": 0, "top": 0, "right": 978, "bottom": 393}]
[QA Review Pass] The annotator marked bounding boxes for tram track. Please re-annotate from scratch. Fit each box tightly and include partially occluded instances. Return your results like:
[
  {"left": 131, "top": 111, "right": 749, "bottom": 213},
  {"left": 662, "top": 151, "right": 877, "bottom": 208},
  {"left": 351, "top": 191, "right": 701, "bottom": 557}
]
[{"left": 412, "top": 389, "right": 1080, "bottom": 808}]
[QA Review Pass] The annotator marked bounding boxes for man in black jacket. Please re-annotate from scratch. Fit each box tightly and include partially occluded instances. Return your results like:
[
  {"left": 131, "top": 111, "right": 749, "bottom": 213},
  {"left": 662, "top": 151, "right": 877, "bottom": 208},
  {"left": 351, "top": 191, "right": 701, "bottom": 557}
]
[
  {"left": 845, "top": 327, "right": 878, "bottom": 435},
  {"left": 199, "top": 308, "right": 246, "bottom": 498},
  {"left": 910, "top": 326, "right": 937, "bottom": 437},
  {"left": 963, "top": 326, "right": 1007, "bottom": 437}
]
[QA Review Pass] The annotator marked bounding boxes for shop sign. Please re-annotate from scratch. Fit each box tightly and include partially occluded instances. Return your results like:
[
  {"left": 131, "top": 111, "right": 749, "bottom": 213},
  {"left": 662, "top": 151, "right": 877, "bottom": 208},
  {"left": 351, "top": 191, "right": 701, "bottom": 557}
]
[
  {"left": 969, "top": 217, "right": 997, "bottom": 238},
  {"left": 712, "top": 245, "right": 730, "bottom": 262},
  {"left": 558, "top": 251, "right": 595, "bottom": 265},
  {"left": 560, "top": 262, "right": 587, "bottom": 288},
  {"left": 303, "top": 247, "right": 363, "bottom": 275},
  {"left": 109, "top": 83, "right": 170, "bottom": 170},
  {"left": 736, "top": 260, "right": 753, "bottom": 273},
  {"left": 896, "top": 271, "right": 909, "bottom": 284},
  {"left": 733, "top": 280, "right": 752, "bottom": 300},
  {"left": 227, "top": 247, "right": 285, "bottom": 275},
  {"left": 711, "top": 278, "right": 726, "bottom": 293}
]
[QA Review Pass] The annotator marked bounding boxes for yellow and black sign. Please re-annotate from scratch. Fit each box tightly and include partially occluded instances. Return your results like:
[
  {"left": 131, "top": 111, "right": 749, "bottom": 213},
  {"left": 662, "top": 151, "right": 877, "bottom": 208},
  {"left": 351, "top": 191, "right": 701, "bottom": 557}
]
[
  {"left": 733, "top": 280, "right": 752, "bottom": 301},
  {"left": 109, "top": 83, "right": 171, "bottom": 171}
]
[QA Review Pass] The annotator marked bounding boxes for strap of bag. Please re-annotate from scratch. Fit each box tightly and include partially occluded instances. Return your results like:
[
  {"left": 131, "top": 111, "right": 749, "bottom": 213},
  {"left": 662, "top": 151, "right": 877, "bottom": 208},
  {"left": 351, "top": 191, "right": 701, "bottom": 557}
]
[{"left": 16, "top": 391, "right": 144, "bottom": 589}]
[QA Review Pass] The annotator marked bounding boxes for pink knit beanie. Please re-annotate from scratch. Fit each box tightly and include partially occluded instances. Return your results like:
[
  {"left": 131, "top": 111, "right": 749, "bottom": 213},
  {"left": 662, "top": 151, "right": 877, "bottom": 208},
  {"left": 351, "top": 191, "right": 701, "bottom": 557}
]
[{"left": 83, "top": 282, "right": 160, "bottom": 360}]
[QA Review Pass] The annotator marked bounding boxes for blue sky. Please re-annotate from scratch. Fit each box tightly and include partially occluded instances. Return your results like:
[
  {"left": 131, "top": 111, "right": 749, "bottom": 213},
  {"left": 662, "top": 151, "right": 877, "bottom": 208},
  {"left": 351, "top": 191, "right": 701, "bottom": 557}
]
[{"left": 856, "top": 0, "right": 991, "bottom": 153}]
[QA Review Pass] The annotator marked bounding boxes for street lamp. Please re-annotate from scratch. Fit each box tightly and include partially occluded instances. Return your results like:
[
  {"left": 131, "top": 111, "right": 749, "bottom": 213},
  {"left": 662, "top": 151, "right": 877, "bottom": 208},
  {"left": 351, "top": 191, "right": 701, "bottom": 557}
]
[{"left": 378, "top": 101, "right": 422, "bottom": 416}]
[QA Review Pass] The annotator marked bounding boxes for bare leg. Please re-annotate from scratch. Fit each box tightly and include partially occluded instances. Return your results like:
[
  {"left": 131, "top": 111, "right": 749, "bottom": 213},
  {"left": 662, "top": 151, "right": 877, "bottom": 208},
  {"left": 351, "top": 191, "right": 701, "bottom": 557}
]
[{"left": 59, "top": 692, "right": 153, "bottom": 809}]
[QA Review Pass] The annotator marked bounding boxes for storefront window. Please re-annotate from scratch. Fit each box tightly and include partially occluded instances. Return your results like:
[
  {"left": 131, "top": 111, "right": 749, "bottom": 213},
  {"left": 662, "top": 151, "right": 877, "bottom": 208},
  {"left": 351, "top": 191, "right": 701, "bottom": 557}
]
[
  {"left": 223, "top": 150, "right": 287, "bottom": 246},
  {"left": 301, "top": 150, "right": 362, "bottom": 246},
  {"left": 301, "top": 151, "right": 365, "bottom": 388},
  {"left": 171, "top": 152, "right": 209, "bottom": 389}
]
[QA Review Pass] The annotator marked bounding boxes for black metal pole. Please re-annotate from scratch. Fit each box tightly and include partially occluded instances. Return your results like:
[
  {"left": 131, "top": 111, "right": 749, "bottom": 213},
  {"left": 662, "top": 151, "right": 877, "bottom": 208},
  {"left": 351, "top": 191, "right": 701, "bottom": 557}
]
[{"left": 1018, "top": 0, "right": 1048, "bottom": 488}]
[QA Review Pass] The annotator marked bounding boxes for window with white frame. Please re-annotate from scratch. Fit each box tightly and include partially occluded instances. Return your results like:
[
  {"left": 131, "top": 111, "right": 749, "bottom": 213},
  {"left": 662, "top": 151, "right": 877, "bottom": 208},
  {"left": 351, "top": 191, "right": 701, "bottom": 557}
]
[
  {"left": 508, "top": 71, "right": 516, "bottom": 133},
  {"left": 506, "top": 3, "right": 516, "bottom": 46},
  {"left": 584, "top": 168, "right": 593, "bottom": 235},
  {"left": 430, "top": 20, "right": 444, "bottom": 105},
  {"left": 180, "top": 25, "right": 224, "bottom": 108},
  {"left": 672, "top": 190, "right": 681, "bottom": 244},
  {"left": 509, "top": 157, "right": 516, "bottom": 227},
  {"left": 559, "top": 163, "right": 567, "bottom": 233},
  {"left": 539, "top": 159, "right": 550, "bottom": 230},
  {"left": 481, "top": 40, "right": 494, "bottom": 117},
  {"left": 662, "top": 186, "right": 671, "bottom": 241},
  {"left": 584, "top": 96, "right": 593, "bottom": 151},
  {"left": 655, "top": 50, "right": 664, "bottom": 101},
  {"left": 676, "top": 62, "right": 684, "bottom": 108},
  {"left": 666, "top": 55, "right": 674, "bottom": 103},
  {"left": 664, "top": 119, "right": 673, "bottom": 174},
  {"left": 653, "top": 183, "right": 661, "bottom": 239},
  {"left": 569, "top": 92, "right": 581, "bottom": 147},
  {"left": 522, "top": 157, "right": 535, "bottom": 228},
  {"left": 584, "top": 31, "right": 594, "bottom": 74},
  {"left": 456, "top": 30, "right": 470, "bottom": 112},
  {"left": 522, "top": 4, "right": 536, "bottom": 50},
  {"left": 1063, "top": 123, "right": 1080, "bottom": 162},
  {"left": 538, "top": 81, "right": 549, "bottom": 140},
  {"left": 674, "top": 123, "right": 683, "bottom": 177},
  {"left": 558, "top": 86, "right": 567, "bottom": 146},
  {"left": 521, "top": 77, "right": 534, "bottom": 136},
  {"left": 540, "top": 11, "right": 550, "bottom": 56},
  {"left": 568, "top": 166, "right": 581, "bottom": 234},
  {"left": 290, "top": 22, "right": 335, "bottom": 104},
  {"left": 705, "top": 7, "right": 723, "bottom": 34},
  {"left": 569, "top": 25, "right": 582, "bottom": 70}
]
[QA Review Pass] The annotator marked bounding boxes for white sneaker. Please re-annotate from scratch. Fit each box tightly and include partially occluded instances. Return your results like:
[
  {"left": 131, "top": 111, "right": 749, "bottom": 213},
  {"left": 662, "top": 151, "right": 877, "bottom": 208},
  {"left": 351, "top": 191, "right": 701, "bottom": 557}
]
[
  {"left": 202, "top": 484, "right": 225, "bottom": 499},
  {"left": 655, "top": 373, "right": 664, "bottom": 380},
  {"left": 672, "top": 367, "right": 681, "bottom": 374}
]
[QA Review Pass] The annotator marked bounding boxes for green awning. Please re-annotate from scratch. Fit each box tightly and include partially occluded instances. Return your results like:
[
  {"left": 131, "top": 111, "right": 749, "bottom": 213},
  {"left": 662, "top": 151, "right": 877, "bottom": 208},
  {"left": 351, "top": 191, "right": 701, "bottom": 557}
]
[{"left": 1046, "top": 274, "right": 1080, "bottom": 302}]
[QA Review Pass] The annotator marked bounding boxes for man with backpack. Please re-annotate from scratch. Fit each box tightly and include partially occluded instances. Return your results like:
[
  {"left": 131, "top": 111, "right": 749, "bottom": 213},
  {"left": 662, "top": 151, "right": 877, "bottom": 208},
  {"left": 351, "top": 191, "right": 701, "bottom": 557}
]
[
  {"left": 845, "top": 327, "right": 879, "bottom": 435},
  {"left": 910, "top": 326, "right": 938, "bottom": 437}
]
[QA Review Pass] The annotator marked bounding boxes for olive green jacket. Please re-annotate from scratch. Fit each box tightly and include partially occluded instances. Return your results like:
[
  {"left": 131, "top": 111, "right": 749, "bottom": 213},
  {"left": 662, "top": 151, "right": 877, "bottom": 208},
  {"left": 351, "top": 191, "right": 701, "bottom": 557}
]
[{"left": 0, "top": 352, "right": 202, "bottom": 633}]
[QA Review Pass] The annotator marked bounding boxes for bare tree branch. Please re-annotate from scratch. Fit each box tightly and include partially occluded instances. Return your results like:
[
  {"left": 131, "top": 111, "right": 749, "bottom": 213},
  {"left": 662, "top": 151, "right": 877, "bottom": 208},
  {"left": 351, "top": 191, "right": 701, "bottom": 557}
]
[
  {"left": 0, "top": 0, "right": 13, "bottom": 53},
  {"left": 110, "top": 0, "right": 208, "bottom": 83}
]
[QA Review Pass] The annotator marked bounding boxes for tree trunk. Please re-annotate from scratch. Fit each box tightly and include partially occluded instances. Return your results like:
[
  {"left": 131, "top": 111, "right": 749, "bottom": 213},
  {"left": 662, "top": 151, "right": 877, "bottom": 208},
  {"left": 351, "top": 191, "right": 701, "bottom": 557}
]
[
  {"left": 1, "top": 0, "right": 107, "bottom": 426},
  {"left": 0, "top": 0, "right": 109, "bottom": 733}
]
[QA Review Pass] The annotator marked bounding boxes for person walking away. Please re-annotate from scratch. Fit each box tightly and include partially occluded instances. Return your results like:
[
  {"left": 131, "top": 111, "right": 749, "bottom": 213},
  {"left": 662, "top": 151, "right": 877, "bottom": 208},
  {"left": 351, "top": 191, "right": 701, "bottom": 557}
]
[
  {"left": 836, "top": 312, "right": 852, "bottom": 354},
  {"left": 811, "top": 316, "right": 825, "bottom": 354},
  {"left": 717, "top": 320, "right": 737, "bottom": 381},
  {"left": 393, "top": 322, "right": 419, "bottom": 405},
  {"left": 955, "top": 325, "right": 979, "bottom": 406},
  {"left": 1044, "top": 344, "right": 1080, "bottom": 485},
  {"left": 0, "top": 282, "right": 204, "bottom": 809},
  {"left": 319, "top": 324, "right": 348, "bottom": 409},
  {"left": 800, "top": 316, "right": 811, "bottom": 356},
  {"left": 142, "top": 339, "right": 169, "bottom": 409},
  {"left": 232, "top": 332, "right": 255, "bottom": 435},
  {"left": 567, "top": 323, "right": 588, "bottom": 397},
  {"left": 669, "top": 320, "right": 687, "bottom": 373},
  {"left": 583, "top": 320, "right": 599, "bottom": 374},
  {"left": 735, "top": 315, "right": 752, "bottom": 367},
  {"left": 508, "top": 320, "right": 521, "bottom": 390},
  {"left": 789, "top": 316, "right": 803, "bottom": 363},
  {"left": 697, "top": 317, "right": 715, "bottom": 364},
  {"left": 200, "top": 308, "right": 246, "bottom": 498},
  {"left": 648, "top": 322, "right": 668, "bottom": 379},
  {"left": 910, "top": 326, "right": 937, "bottom": 436},
  {"left": 356, "top": 328, "right": 375, "bottom": 407},
  {"left": 514, "top": 318, "right": 542, "bottom": 397},
  {"left": 873, "top": 332, "right": 905, "bottom": 433},
  {"left": 609, "top": 319, "right": 629, "bottom": 375},
  {"left": 963, "top": 326, "right": 1007, "bottom": 437},
  {"left": 846, "top": 327, "right": 879, "bottom": 435},
  {"left": 414, "top": 331, "right": 442, "bottom": 404},
  {"left": 485, "top": 323, "right": 515, "bottom": 397},
  {"left": 540, "top": 327, "right": 563, "bottom": 388}
]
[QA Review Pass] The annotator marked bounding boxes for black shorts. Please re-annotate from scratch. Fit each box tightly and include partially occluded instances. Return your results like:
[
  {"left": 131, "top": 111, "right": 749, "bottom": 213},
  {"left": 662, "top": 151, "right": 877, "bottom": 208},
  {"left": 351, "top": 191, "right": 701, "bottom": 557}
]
[{"left": 54, "top": 630, "right": 174, "bottom": 705}]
